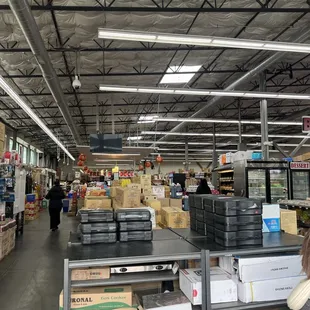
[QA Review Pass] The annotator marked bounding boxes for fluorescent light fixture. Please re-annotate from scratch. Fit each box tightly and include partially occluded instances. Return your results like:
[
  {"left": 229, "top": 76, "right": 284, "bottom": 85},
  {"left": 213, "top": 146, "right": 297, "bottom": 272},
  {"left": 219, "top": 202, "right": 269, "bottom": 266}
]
[
  {"left": 100, "top": 85, "right": 310, "bottom": 101},
  {"left": 98, "top": 28, "right": 310, "bottom": 54},
  {"left": 92, "top": 153, "right": 141, "bottom": 156},
  {"left": 160, "top": 65, "right": 202, "bottom": 84},
  {"left": 95, "top": 159, "right": 134, "bottom": 162},
  {"left": 155, "top": 118, "right": 302, "bottom": 126},
  {"left": 137, "top": 115, "right": 158, "bottom": 124},
  {"left": 127, "top": 136, "right": 142, "bottom": 141},
  {"left": 0, "top": 75, "right": 75, "bottom": 161},
  {"left": 141, "top": 131, "right": 310, "bottom": 139}
]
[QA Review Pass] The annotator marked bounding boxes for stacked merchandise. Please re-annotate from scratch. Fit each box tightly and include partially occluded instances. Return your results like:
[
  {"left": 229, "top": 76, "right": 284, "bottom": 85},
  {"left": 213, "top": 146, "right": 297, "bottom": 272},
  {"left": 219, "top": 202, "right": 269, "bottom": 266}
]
[
  {"left": 0, "top": 219, "right": 16, "bottom": 260},
  {"left": 79, "top": 209, "right": 117, "bottom": 244},
  {"left": 24, "top": 193, "right": 39, "bottom": 221},
  {"left": 219, "top": 255, "right": 306, "bottom": 303},
  {"left": 115, "top": 209, "right": 153, "bottom": 242},
  {"left": 161, "top": 207, "right": 189, "bottom": 229},
  {"left": 140, "top": 175, "right": 152, "bottom": 195},
  {"left": 190, "top": 195, "right": 263, "bottom": 246},
  {"left": 68, "top": 191, "right": 77, "bottom": 216},
  {"left": 0, "top": 165, "right": 15, "bottom": 219},
  {"left": 113, "top": 184, "right": 141, "bottom": 209},
  {"left": 170, "top": 184, "right": 183, "bottom": 199}
]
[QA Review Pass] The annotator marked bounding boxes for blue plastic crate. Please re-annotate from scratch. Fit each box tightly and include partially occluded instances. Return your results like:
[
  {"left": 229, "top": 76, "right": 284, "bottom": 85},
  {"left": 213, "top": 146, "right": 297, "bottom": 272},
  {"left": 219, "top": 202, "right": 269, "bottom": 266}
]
[{"left": 26, "top": 194, "right": 36, "bottom": 203}]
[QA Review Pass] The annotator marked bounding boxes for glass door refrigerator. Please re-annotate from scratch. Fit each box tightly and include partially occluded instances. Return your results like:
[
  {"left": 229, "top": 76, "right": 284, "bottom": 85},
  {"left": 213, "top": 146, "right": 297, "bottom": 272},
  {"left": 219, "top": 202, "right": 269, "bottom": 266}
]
[
  {"left": 246, "top": 161, "right": 289, "bottom": 203},
  {"left": 289, "top": 162, "right": 310, "bottom": 199}
]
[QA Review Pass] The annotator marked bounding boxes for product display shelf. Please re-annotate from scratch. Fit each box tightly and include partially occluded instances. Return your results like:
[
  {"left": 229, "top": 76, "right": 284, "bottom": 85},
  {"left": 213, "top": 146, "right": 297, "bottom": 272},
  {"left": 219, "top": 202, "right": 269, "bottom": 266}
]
[
  {"left": 279, "top": 199, "right": 310, "bottom": 209},
  {"left": 64, "top": 229, "right": 303, "bottom": 310}
]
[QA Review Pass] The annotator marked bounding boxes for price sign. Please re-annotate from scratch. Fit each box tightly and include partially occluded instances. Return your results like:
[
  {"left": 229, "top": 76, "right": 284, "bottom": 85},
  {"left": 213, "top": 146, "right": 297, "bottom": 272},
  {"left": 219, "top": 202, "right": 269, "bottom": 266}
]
[{"left": 290, "top": 162, "right": 310, "bottom": 170}]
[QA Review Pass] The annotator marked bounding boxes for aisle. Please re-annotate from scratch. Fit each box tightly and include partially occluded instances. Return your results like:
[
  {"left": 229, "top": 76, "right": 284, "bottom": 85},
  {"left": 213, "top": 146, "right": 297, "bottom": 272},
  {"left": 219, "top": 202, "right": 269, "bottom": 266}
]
[{"left": 0, "top": 210, "right": 78, "bottom": 310}]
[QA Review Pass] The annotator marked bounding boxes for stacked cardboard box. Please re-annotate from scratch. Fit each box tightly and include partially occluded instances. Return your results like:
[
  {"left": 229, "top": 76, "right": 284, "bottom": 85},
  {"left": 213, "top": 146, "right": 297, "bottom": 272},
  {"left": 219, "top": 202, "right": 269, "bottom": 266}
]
[
  {"left": 161, "top": 207, "right": 189, "bottom": 228},
  {"left": 84, "top": 196, "right": 112, "bottom": 210},
  {"left": 140, "top": 175, "right": 152, "bottom": 195},
  {"left": 143, "top": 196, "right": 162, "bottom": 225},
  {"left": 0, "top": 220, "right": 16, "bottom": 260},
  {"left": 114, "top": 184, "right": 141, "bottom": 208},
  {"left": 24, "top": 201, "right": 39, "bottom": 221}
]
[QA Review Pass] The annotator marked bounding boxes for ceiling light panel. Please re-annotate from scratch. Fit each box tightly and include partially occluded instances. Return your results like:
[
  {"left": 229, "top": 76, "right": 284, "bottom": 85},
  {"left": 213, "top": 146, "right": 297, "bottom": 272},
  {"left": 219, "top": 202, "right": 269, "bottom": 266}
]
[
  {"left": 98, "top": 28, "right": 310, "bottom": 54},
  {"left": 100, "top": 85, "right": 310, "bottom": 101},
  {"left": 160, "top": 65, "right": 202, "bottom": 84}
]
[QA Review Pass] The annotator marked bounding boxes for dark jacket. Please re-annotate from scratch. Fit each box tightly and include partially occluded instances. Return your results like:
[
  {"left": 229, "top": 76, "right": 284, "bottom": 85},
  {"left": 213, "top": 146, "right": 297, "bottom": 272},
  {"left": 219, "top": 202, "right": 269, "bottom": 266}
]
[
  {"left": 196, "top": 180, "right": 212, "bottom": 195},
  {"left": 46, "top": 185, "right": 65, "bottom": 208}
]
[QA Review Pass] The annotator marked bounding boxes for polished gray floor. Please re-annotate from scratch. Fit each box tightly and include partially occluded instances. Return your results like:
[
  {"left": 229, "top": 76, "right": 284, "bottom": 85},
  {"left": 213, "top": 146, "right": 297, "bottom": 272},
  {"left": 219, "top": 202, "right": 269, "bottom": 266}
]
[{"left": 0, "top": 210, "right": 78, "bottom": 310}]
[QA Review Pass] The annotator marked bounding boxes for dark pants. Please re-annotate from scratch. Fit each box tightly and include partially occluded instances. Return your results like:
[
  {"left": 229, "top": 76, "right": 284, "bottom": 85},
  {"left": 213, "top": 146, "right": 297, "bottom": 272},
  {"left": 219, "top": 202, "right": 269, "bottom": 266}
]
[{"left": 49, "top": 206, "right": 62, "bottom": 229}]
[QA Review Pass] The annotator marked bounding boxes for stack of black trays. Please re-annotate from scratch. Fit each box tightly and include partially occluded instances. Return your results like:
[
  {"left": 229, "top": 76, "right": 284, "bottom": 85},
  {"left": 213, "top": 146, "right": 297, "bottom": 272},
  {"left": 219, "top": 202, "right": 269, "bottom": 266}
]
[
  {"left": 213, "top": 197, "right": 262, "bottom": 247},
  {"left": 79, "top": 209, "right": 117, "bottom": 245},
  {"left": 189, "top": 194, "right": 213, "bottom": 237},
  {"left": 115, "top": 209, "right": 153, "bottom": 242}
]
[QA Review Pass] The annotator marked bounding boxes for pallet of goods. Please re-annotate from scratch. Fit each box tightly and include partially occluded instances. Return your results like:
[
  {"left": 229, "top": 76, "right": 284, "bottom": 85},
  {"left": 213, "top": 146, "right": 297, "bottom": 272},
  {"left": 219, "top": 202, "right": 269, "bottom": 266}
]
[
  {"left": 0, "top": 219, "right": 16, "bottom": 261},
  {"left": 25, "top": 193, "right": 39, "bottom": 221}
]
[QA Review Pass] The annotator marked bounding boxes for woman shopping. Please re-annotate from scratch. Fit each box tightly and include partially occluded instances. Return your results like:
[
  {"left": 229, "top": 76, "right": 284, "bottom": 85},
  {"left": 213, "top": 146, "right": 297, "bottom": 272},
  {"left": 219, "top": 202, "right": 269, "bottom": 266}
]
[{"left": 45, "top": 180, "right": 65, "bottom": 231}]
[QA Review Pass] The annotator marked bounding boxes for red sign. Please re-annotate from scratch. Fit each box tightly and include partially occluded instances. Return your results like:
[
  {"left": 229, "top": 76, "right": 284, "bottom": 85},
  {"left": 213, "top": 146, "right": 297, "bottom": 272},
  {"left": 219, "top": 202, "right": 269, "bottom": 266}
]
[
  {"left": 290, "top": 162, "right": 310, "bottom": 170},
  {"left": 302, "top": 116, "right": 310, "bottom": 132}
]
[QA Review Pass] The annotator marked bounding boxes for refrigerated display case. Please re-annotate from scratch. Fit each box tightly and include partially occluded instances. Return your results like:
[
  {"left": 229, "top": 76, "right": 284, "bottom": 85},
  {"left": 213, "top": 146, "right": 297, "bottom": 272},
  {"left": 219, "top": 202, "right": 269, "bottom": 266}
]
[
  {"left": 290, "top": 162, "right": 310, "bottom": 200},
  {"left": 234, "top": 160, "right": 289, "bottom": 203}
]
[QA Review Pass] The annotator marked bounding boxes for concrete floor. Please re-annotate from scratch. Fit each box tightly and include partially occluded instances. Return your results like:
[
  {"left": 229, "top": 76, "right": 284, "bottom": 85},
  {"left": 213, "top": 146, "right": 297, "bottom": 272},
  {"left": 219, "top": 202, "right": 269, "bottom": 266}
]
[{"left": 0, "top": 210, "right": 77, "bottom": 310}]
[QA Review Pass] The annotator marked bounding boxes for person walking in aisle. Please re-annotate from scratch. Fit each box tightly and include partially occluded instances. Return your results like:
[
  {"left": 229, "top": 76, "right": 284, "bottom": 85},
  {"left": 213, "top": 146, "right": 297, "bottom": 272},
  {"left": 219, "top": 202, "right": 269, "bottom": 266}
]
[
  {"left": 196, "top": 178, "right": 212, "bottom": 195},
  {"left": 45, "top": 179, "right": 65, "bottom": 231}
]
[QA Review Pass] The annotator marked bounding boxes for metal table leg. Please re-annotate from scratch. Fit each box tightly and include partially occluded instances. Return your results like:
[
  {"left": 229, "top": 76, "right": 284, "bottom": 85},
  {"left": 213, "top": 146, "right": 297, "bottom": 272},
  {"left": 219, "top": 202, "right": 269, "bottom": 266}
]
[
  {"left": 63, "top": 259, "right": 71, "bottom": 310},
  {"left": 201, "top": 250, "right": 211, "bottom": 310}
]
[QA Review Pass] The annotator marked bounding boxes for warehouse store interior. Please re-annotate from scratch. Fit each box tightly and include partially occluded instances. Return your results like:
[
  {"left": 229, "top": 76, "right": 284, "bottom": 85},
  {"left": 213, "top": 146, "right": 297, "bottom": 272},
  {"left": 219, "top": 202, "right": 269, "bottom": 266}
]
[{"left": 2, "top": 1, "right": 310, "bottom": 310}]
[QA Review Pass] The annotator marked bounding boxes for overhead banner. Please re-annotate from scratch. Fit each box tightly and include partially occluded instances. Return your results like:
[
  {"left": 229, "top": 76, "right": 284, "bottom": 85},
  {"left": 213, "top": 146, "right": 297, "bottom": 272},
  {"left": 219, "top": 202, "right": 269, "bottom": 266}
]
[{"left": 290, "top": 162, "right": 310, "bottom": 170}]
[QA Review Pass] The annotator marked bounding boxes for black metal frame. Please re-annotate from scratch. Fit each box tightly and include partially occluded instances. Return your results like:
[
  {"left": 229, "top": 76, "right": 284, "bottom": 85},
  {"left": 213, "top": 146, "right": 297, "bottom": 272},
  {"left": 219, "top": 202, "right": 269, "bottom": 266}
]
[{"left": 290, "top": 169, "right": 310, "bottom": 200}]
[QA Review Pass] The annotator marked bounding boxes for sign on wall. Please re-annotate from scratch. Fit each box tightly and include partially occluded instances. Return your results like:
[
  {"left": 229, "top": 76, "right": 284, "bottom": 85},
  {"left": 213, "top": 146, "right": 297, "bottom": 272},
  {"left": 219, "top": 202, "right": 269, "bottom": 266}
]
[{"left": 290, "top": 162, "right": 310, "bottom": 170}]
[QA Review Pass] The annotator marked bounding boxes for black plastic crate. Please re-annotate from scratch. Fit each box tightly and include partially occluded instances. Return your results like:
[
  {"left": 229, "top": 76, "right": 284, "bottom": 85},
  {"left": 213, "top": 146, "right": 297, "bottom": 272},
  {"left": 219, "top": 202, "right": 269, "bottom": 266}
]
[
  {"left": 214, "top": 214, "right": 262, "bottom": 232},
  {"left": 80, "top": 222, "right": 117, "bottom": 233},
  {"left": 215, "top": 198, "right": 262, "bottom": 216},
  {"left": 215, "top": 228, "right": 263, "bottom": 247},
  {"left": 80, "top": 232, "right": 117, "bottom": 244},
  {"left": 119, "top": 231, "right": 153, "bottom": 242},
  {"left": 195, "top": 209, "right": 204, "bottom": 222},
  {"left": 115, "top": 209, "right": 151, "bottom": 222},
  {"left": 118, "top": 221, "right": 152, "bottom": 232},
  {"left": 80, "top": 209, "right": 114, "bottom": 223},
  {"left": 204, "top": 211, "right": 214, "bottom": 225},
  {"left": 194, "top": 194, "right": 212, "bottom": 209}
]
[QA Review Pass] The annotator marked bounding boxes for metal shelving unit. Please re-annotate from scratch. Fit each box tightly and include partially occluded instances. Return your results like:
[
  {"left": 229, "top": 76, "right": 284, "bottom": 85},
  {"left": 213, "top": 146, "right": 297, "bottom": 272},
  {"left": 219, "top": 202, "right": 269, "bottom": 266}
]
[{"left": 63, "top": 229, "right": 303, "bottom": 310}]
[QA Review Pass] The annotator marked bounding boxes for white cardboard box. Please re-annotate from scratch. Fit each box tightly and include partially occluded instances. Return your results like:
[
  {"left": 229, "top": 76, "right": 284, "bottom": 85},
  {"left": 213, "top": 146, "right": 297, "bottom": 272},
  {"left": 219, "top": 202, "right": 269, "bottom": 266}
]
[
  {"left": 137, "top": 206, "right": 156, "bottom": 228},
  {"left": 219, "top": 255, "right": 304, "bottom": 283},
  {"left": 238, "top": 275, "right": 306, "bottom": 303},
  {"left": 262, "top": 203, "right": 280, "bottom": 232},
  {"left": 179, "top": 267, "right": 237, "bottom": 305}
]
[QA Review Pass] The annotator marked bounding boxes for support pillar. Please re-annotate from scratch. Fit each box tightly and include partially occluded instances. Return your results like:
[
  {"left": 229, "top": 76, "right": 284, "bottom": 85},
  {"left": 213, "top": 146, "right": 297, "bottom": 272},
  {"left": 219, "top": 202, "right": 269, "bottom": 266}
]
[
  {"left": 12, "top": 130, "right": 17, "bottom": 150},
  {"left": 260, "top": 71, "right": 269, "bottom": 160},
  {"left": 212, "top": 124, "right": 218, "bottom": 187},
  {"left": 185, "top": 136, "right": 189, "bottom": 171}
]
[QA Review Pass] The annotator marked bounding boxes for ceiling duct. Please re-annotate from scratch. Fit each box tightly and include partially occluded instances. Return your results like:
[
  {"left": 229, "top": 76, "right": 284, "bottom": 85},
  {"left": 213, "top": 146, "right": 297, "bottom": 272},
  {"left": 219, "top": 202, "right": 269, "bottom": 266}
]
[
  {"left": 8, "top": 0, "right": 82, "bottom": 145},
  {"left": 157, "top": 27, "right": 310, "bottom": 142}
]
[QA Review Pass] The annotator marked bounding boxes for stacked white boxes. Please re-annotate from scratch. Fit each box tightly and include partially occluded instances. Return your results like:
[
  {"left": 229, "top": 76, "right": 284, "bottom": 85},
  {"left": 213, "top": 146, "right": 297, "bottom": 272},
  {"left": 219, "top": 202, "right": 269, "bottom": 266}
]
[{"left": 220, "top": 255, "right": 306, "bottom": 303}]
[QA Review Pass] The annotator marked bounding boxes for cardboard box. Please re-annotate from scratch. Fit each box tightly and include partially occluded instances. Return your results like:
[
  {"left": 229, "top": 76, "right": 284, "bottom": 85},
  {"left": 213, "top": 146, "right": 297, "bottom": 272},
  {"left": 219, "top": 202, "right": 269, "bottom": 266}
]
[
  {"left": 179, "top": 267, "right": 237, "bottom": 305},
  {"left": 59, "top": 285, "right": 132, "bottom": 310},
  {"left": 71, "top": 267, "right": 110, "bottom": 281},
  {"left": 145, "top": 200, "right": 161, "bottom": 224},
  {"left": 110, "top": 187, "right": 120, "bottom": 198},
  {"left": 169, "top": 199, "right": 182, "bottom": 209},
  {"left": 85, "top": 197, "right": 112, "bottom": 209},
  {"left": 144, "top": 195, "right": 157, "bottom": 202},
  {"left": 262, "top": 203, "right": 280, "bottom": 232},
  {"left": 281, "top": 209, "right": 298, "bottom": 235},
  {"left": 115, "top": 184, "right": 141, "bottom": 208},
  {"left": 219, "top": 255, "right": 304, "bottom": 283},
  {"left": 158, "top": 198, "right": 170, "bottom": 208},
  {"left": 161, "top": 207, "right": 188, "bottom": 228},
  {"left": 140, "top": 175, "right": 151, "bottom": 188},
  {"left": 87, "top": 189, "right": 106, "bottom": 196},
  {"left": 152, "top": 186, "right": 165, "bottom": 199},
  {"left": 238, "top": 275, "right": 305, "bottom": 303}
]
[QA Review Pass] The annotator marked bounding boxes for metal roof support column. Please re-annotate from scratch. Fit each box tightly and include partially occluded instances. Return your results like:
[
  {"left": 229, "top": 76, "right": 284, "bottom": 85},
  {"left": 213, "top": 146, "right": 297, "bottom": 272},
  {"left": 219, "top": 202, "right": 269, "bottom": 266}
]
[
  {"left": 260, "top": 71, "right": 269, "bottom": 160},
  {"left": 184, "top": 134, "right": 189, "bottom": 171},
  {"left": 212, "top": 124, "right": 218, "bottom": 187}
]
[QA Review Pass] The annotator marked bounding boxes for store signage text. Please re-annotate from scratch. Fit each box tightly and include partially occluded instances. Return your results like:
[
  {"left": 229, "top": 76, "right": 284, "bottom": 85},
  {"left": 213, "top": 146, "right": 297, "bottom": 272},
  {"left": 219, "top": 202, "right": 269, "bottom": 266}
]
[{"left": 290, "top": 162, "right": 310, "bottom": 170}]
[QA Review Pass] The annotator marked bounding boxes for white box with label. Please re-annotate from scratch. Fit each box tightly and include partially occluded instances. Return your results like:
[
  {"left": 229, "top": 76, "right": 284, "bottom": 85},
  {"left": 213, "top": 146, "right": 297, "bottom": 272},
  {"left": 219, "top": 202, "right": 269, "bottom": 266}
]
[
  {"left": 219, "top": 255, "right": 304, "bottom": 283},
  {"left": 238, "top": 275, "right": 306, "bottom": 303},
  {"left": 179, "top": 267, "right": 237, "bottom": 305}
]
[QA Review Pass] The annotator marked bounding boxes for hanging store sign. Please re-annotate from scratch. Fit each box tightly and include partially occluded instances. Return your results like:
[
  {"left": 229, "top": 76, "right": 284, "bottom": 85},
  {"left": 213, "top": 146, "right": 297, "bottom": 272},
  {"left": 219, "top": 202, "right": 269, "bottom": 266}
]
[
  {"left": 290, "top": 162, "right": 310, "bottom": 170},
  {"left": 302, "top": 116, "right": 310, "bottom": 133}
]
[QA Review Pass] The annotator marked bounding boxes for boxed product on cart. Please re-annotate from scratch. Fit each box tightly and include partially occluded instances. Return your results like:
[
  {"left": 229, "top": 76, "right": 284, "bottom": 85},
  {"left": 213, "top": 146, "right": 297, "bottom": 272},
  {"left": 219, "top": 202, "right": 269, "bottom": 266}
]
[
  {"left": 115, "top": 184, "right": 141, "bottom": 208},
  {"left": 158, "top": 198, "right": 169, "bottom": 208},
  {"left": 169, "top": 199, "right": 182, "bottom": 209},
  {"left": 179, "top": 267, "right": 237, "bottom": 305},
  {"left": 219, "top": 255, "right": 304, "bottom": 282},
  {"left": 59, "top": 285, "right": 133, "bottom": 310},
  {"left": 144, "top": 201, "right": 161, "bottom": 224},
  {"left": 84, "top": 197, "right": 112, "bottom": 210},
  {"left": 161, "top": 207, "right": 188, "bottom": 228},
  {"left": 238, "top": 275, "right": 306, "bottom": 303},
  {"left": 71, "top": 267, "right": 110, "bottom": 281}
]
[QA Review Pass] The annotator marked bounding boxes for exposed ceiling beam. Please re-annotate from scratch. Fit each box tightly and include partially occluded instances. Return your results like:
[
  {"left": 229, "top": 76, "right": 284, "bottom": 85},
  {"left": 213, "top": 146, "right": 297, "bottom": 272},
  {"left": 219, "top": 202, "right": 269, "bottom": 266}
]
[{"left": 0, "top": 5, "right": 310, "bottom": 13}]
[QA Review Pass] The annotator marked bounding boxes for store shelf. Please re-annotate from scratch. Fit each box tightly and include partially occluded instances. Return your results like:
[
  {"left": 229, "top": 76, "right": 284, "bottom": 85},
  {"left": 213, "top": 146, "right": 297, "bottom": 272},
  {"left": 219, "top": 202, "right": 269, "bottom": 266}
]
[
  {"left": 71, "top": 270, "right": 178, "bottom": 288},
  {"left": 210, "top": 300, "right": 287, "bottom": 309}
]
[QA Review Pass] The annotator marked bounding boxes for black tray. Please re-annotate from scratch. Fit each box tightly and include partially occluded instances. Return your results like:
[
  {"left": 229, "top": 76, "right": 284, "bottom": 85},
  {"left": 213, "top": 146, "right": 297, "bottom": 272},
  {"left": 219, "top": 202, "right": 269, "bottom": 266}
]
[
  {"left": 115, "top": 209, "right": 151, "bottom": 222},
  {"left": 81, "top": 232, "right": 117, "bottom": 244},
  {"left": 80, "top": 222, "right": 117, "bottom": 233},
  {"left": 215, "top": 228, "right": 263, "bottom": 247},
  {"left": 79, "top": 209, "right": 114, "bottom": 223},
  {"left": 204, "top": 211, "right": 214, "bottom": 225},
  {"left": 195, "top": 209, "right": 204, "bottom": 222},
  {"left": 194, "top": 194, "right": 213, "bottom": 209},
  {"left": 214, "top": 214, "right": 262, "bottom": 232},
  {"left": 203, "top": 195, "right": 228, "bottom": 212},
  {"left": 119, "top": 221, "right": 152, "bottom": 232},
  {"left": 215, "top": 198, "right": 262, "bottom": 216},
  {"left": 119, "top": 231, "right": 153, "bottom": 242},
  {"left": 189, "top": 206, "right": 196, "bottom": 219}
]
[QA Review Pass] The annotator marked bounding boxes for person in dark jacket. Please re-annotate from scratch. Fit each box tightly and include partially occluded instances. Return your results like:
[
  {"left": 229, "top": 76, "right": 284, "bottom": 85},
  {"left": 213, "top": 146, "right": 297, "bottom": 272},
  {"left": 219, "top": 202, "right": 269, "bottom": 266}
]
[
  {"left": 196, "top": 178, "right": 212, "bottom": 195},
  {"left": 46, "top": 180, "right": 65, "bottom": 231}
]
